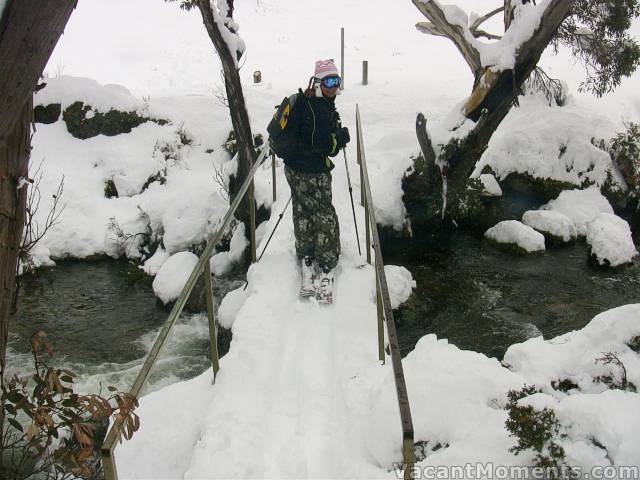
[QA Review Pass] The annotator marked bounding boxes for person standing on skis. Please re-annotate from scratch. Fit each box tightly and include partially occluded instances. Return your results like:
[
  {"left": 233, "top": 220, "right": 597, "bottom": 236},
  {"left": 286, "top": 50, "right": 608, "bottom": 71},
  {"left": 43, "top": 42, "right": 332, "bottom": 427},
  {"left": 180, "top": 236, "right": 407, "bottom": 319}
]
[{"left": 283, "top": 59, "right": 350, "bottom": 303}]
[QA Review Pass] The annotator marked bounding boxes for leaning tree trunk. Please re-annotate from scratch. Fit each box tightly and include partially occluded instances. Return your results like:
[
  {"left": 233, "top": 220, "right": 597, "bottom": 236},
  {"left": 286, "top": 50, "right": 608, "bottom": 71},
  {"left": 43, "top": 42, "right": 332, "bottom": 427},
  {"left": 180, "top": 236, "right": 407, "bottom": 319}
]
[
  {"left": 404, "top": 0, "right": 575, "bottom": 234},
  {"left": 196, "top": 0, "right": 256, "bottom": 225},
  {"left": 0, "top": 0, "right": 77, "bottom": 467},
  {"left": 0, "top": 101, "right": 30, "bottom": 377}
]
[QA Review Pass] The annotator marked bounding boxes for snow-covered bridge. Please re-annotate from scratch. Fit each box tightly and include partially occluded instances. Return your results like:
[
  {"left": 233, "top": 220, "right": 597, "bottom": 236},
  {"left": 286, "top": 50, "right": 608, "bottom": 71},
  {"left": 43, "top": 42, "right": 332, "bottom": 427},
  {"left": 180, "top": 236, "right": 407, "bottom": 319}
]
[
  {"left": 102, "top": 111, "right": 417, "bottom": 479},
  {"left": 95, "top": 106, "right": 640, "bottom": 480}
]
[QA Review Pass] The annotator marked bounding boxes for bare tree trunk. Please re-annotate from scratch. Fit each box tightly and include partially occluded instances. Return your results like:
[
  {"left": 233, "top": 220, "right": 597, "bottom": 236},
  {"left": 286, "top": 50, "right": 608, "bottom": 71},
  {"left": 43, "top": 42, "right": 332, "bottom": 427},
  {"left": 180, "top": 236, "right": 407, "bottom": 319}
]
[
  {"left": 404, "top": 0, "right": 575, "bottom": 232},
  {"left": 0, "top": 101, "right": 31, "bottom": 375},
  {"left": 0, "top": 0, "right": 77, "bottom": 467},
  {"left": 196, "top": 0, "right": 256, "bottom": 224}
]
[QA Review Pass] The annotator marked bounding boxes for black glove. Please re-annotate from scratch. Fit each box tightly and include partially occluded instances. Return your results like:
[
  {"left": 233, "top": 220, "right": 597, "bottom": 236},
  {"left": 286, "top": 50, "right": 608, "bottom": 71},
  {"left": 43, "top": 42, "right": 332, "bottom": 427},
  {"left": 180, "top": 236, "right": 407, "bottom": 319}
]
[{"left": 336, "top": 126, "right": 350, "bottom": 149}]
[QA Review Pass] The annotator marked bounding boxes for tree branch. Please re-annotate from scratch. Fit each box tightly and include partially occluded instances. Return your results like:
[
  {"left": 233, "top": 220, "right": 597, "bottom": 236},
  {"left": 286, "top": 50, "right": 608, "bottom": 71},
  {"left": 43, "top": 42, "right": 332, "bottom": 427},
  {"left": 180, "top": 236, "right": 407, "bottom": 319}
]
[
  {"left": 412, "top": 0, "right": 482, "bottom": 74},
  {"left": 469, "top": 6, "right": 504, "bottom": 32},
  {"left": 415, "top": 113, "right": 436, "bottom": 166}
]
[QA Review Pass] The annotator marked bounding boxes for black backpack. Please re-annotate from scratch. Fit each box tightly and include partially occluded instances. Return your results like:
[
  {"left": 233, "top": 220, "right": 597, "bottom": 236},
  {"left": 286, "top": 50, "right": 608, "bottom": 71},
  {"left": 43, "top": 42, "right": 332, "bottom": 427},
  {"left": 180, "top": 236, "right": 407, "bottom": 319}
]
[{"left": 267, "top": 89, "right": 303, "bottom": 159}]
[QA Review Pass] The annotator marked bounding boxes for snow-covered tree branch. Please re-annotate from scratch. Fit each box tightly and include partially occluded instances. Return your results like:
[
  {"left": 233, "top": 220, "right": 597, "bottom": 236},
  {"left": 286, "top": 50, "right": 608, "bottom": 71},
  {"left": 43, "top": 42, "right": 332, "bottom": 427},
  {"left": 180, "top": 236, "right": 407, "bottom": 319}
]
[
  {"left": 168, "top": 0, "right": 257, "bottom": 227},
  {"left": 405, "top": 0, "right": 640, "bottom": 235},
  {"left": 404, "top": 0, "right": 576, "bottom": 231}
]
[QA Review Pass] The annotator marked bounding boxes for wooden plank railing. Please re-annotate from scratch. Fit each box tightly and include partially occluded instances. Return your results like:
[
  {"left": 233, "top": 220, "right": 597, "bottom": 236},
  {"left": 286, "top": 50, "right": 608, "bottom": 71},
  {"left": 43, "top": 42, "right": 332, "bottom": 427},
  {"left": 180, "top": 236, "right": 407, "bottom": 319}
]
[
  {"left": 100, "top": 144, "right": 271, "bottom": 480},
  {"left": 356, "top": 105, "right": 415, "bottom": 479}
]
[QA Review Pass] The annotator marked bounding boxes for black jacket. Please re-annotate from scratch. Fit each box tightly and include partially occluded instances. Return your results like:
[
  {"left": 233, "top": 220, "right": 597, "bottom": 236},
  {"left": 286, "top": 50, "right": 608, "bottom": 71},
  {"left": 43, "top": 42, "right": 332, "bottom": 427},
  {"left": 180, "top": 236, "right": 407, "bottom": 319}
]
[{"left": 284, "top": 92, "right": 342, "bottom": 174}]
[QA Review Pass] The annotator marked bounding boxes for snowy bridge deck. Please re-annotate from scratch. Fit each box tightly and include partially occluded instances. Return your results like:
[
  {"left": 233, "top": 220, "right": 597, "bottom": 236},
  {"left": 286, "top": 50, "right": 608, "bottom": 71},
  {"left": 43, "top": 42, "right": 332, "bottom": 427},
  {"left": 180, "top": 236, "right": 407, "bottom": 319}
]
[{"left": 103, "top": 112, "right": 415, "bottom": 479}]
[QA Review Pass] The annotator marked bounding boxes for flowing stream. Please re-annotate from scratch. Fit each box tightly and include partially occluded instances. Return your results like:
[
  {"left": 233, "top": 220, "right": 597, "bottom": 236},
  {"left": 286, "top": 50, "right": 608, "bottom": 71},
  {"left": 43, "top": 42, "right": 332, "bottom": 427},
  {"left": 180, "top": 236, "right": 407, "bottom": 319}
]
[
  {"left": 6, "top": 230, "right": 640, "bottom": 397},
  {"left": 7, "top": 260, "right": 243, "bottom": 396},
  {"left": 386, "top": 232, "right": 640, "bottom": 359}
]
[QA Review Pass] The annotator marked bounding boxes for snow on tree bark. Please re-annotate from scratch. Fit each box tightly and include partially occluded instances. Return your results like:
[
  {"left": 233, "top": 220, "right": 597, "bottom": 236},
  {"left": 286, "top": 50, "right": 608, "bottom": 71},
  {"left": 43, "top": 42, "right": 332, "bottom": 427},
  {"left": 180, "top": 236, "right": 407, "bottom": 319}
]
[
  {"left": 0, "top": 0, "right": 77, "bottom": 468},
  {"left": 403, "top": 0, "right": 575, "bottom": 233},
  {"left": 196, "top": 0, "right": 256, "bottom": 229}
]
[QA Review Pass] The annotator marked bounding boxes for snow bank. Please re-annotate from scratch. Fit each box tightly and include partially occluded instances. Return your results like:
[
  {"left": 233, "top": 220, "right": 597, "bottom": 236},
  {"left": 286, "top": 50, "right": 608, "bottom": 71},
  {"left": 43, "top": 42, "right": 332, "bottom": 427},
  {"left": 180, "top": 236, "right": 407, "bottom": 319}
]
[
  {"left": 472, "top": 97, "right": 624, "bottom": 191},
  {"left": 586, "top": 213, "right": 638, "bottom": 267},
  {"left": 543, "top": 187, "right": 614, "bottom": 236},
  {"left": 218, "top": 285, "right": 249, "bottom": 329},
  {"left": 210, "top": 223, "right": 248, "bottom": 277},
  {"left": 366, "top": 334, "right": 524, "bottom": 469},
  {"left": 522, "top": 209, "right": 577, "bottom": 243},
  {"left": 141, "top": 247, "right": 169, "bottom": 276},
  {"left": 504, "top": 304, "right": 640, "bottom": 392},
  {"left": 485, "top": 220, "right": 545, "bottom": 253},
  {"left": 152, "top": 251, "right": 199, "bottom": 304},
  {"left": 554, "top": 391, "right": 640, "bottom": 466},
  {"left": 119, "top": 249, "right": 640, "bottom": 478},
  {"left": 29, "top": 76, "right": 281, "bottom": 266},
  {"left": 479, "top": 173, "right": 502, "bottom": 196},
  {"left": 382, "top": 265, "right": 416, "bottom": 309},
  {"left": 35, "top": 76, "right": 143, "bottom": 112}
]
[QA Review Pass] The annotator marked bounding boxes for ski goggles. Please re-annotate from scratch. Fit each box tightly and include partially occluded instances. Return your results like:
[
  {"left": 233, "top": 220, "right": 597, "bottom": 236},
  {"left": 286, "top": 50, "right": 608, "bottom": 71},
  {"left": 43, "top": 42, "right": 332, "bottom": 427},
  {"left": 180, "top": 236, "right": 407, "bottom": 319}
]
[{"left": 320, "top": 75, "right": 341, "bottom": 88}]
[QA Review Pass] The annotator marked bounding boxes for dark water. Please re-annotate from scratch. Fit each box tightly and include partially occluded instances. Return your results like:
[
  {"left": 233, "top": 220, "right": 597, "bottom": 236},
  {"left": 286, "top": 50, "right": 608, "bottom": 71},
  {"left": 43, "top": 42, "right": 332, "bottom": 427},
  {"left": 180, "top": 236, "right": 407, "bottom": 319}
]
[
  {"left": 8, "top": 260, "right": 242, "bottom": 394},
  {"left": 7, "top": 230, "right": 640, "bottom": 390},
  {"left": 386, "top": 234, "right": 640, "bottom": 360}
]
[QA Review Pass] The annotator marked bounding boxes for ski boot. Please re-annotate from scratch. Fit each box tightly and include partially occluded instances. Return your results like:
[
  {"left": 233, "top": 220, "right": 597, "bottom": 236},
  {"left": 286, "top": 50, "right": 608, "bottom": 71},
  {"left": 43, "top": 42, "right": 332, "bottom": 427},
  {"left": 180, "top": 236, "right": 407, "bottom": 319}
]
[
  {"left": 299, "top": 256, "right": 316, "bottom": 298},
  {"left": 316, "top": 269, "right": 334, "bottom": 305}
]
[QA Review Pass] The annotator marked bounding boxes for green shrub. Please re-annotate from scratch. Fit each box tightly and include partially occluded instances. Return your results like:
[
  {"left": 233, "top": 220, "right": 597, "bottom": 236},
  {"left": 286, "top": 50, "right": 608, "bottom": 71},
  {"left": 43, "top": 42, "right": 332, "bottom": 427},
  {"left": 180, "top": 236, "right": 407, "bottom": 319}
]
[
  {"left": 505, "top": 386, "right": 569, "bottom": 478},
  {"left": 607, "top": 123, "right": 640, "bottom": 208}
]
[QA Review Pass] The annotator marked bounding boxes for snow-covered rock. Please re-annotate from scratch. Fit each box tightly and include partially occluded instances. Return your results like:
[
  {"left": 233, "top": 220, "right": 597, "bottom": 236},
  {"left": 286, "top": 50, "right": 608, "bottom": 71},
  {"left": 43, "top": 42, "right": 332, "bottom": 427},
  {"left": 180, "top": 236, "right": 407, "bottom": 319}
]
[
  {"left": 210, "top": 223, "right": 248, "bottom": 277},
  {"left": 542, "top": 187, "right": 614, "bottom": 236},
  {"left": 382, "top": 265, "right": 416, "bottom": 309},
  {"left": 141, "top": 247, "right": 170, "bottom": 276},
  {"left": 152, "top": 251, "right": 199, "bottom": 304},
  {"left": 479, "top": 173, "right": 503, "bottom": 196},
  {"left": 484, "top": 220, "right": 545, "bottom": 253},
  {"left": 471, "top": 96, "right": 625, "bottom": 191},
  {"left": 34, "top": 76, "right": 143, "bottom": 112},
  {"left": 218, "top": 285, "right": 250, "bottom": 329},
  {"left": 522, "top": 209, "right": 577, "bottom": 243},
  {"left": 504, "top": 304, "right": 640, "bottom": 392},
  {"left": 586, "top": 213, "right": 638, "bottom": 267}
]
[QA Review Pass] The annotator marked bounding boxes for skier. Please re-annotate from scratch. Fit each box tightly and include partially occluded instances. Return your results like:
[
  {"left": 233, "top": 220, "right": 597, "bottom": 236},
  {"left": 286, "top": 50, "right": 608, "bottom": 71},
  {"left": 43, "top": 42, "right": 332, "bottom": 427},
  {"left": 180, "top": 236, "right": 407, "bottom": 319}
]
[{"left": 283, "top": 59, "right": 350, "bottom": 303}]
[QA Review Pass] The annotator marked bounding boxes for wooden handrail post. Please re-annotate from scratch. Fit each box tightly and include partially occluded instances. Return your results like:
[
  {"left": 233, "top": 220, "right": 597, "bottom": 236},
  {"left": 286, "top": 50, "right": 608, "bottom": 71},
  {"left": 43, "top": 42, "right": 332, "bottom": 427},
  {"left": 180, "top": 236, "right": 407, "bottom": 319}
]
[
  {"left": 249, "top": 180, "right": 257, "bottom": 263},
  {"left": 101, "top": 446, "right": 118, "bottom": 480},
  {"left": 271, "top": 152, "right": 277, "bottom": 202},
  {"left": 365, "top": 197, "right": 371, "bottom": 265},
  {"left": 403, "top": 434, "right": 415, "bottom": 480},
  {"left": 204, "top": 261, "right": 220, "bottom": 381},
  {"left": 376, "top": 271, "right": 385, "bottom": 363},
  {"left": 356, "top": 105, "right": 414, "bottom": 478},
  {"left": 357, "top": 125, "right": 364, "bottom": 206},
  {"left": 100, "top": 145, "right": 270, "bottom": 476}
]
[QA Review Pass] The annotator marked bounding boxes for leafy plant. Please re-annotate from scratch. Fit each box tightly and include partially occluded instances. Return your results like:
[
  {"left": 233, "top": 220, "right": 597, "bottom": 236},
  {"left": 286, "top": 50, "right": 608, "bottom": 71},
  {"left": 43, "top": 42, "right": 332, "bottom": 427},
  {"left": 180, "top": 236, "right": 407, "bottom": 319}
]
[
  {"left": 628, "top": 336, "right": 640, "bottom": 353},
  {"left": 505, "top": 385, "right": 569, "bottom": 478},
  {"left": 594, "top": 352, "right": 637, "bottom": 392},
  {"left": 1, "top": 332, "right": 139, "bottom": 479},
  {"left": 556, "top": 0, "right": 640, "bottom": 96},
  {"left": 592, "top": 122, "right": 640, "bottom": 209}
]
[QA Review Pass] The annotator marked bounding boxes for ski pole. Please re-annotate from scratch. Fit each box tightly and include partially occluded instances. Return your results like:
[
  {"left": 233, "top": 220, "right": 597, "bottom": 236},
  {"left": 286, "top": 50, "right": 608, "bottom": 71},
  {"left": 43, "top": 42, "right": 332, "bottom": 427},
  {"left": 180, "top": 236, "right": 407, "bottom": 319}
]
[
  {"left": 343, "top": 147, "right": 362, "bottom": 256},
  {"left": 243, "top": 196, "right": 292, "bottom": 291}
]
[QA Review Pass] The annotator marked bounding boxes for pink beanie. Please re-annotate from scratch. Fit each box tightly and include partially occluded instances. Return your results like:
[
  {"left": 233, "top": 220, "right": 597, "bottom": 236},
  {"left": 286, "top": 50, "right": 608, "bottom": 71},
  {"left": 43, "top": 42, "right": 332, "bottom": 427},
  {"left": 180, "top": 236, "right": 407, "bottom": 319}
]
[{"left": 314, "top": 59, "right": 339, "bottom": 79}]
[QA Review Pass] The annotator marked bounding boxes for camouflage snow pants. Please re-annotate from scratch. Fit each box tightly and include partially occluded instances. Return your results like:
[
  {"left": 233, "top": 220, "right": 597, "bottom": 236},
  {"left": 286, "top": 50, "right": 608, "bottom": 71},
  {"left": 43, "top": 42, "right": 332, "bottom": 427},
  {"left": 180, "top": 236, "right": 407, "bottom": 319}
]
[{"left": 285, "top": 166, "right": 341, "bottom": 271}]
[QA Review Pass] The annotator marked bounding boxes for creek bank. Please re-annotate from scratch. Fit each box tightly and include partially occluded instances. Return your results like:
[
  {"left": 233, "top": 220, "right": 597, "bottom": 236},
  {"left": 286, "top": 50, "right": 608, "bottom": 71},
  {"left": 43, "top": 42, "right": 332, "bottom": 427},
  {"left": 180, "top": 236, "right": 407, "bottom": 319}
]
[
  {"left": 8, "top": 260, "right": 243, "bottom": 394},
  {"left": 378, "top": 210, "right": 640, "bottom": 360}
]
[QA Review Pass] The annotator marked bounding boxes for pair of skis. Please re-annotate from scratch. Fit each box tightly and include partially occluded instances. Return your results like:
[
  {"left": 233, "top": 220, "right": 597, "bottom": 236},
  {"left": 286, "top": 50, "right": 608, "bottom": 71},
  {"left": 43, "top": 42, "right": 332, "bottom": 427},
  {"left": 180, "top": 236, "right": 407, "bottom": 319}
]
[{"left": 299, "top": 274, "right": 333, "bottom": 305}]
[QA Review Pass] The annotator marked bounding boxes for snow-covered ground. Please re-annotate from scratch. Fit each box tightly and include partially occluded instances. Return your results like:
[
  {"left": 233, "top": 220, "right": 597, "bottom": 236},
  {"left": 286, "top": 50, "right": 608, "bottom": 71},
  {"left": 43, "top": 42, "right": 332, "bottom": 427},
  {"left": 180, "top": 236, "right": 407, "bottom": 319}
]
[
  {"left": 15, "top": 0, "right": 640, "bottom": 477},
  {"left": 30, "top": 0, "right": 640, "bottom": 267}
]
